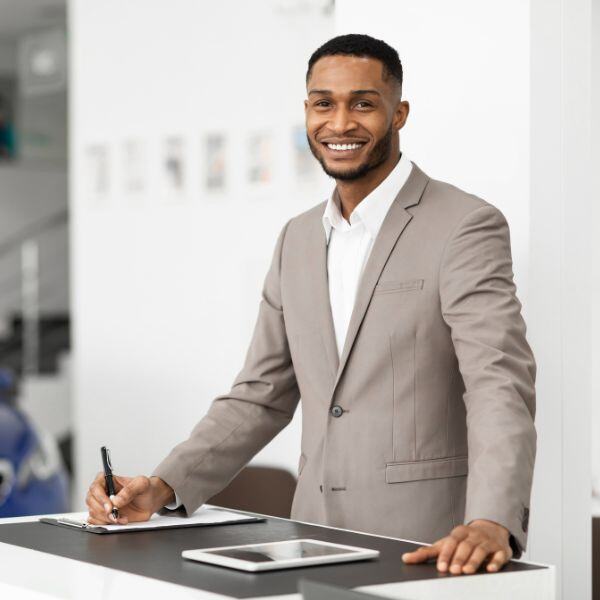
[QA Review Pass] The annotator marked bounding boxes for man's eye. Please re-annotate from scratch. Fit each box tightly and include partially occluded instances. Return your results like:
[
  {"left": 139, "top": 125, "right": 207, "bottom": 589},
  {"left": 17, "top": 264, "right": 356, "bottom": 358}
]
[
  {"left": 355, "top": 102, "right": 372, "bottom": 109},
  {"left": 314, "top": 100, "right": 331, "bottom": 108}
]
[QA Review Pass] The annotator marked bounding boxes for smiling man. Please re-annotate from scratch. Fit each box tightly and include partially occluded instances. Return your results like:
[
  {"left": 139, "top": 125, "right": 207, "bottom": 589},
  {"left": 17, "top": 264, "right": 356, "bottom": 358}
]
[{"left": 86, "top": 34, "right": 536, "bottom": 576}]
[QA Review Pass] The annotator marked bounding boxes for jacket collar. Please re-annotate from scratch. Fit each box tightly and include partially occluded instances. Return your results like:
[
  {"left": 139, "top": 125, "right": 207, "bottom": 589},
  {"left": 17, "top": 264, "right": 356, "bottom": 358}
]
[{"left": 309, "top": 161, "right": 430, "bottom": 395}]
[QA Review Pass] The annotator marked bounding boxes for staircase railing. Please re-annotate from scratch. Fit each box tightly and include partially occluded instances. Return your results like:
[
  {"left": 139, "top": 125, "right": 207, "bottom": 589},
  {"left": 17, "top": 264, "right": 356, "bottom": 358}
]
[{"left": 0, "top": 208, "right": 69, "bottom": 375}]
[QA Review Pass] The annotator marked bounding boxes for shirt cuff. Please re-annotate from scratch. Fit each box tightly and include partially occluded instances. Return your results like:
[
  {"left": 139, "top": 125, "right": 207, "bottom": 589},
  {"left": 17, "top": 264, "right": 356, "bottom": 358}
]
[{"left": 164, "top": 492, "right": 182, "bottom": 511}]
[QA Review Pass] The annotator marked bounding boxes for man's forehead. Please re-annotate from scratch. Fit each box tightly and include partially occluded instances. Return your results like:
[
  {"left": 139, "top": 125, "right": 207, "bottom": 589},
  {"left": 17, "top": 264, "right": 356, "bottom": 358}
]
[{"left": 308, "top": 55, "right": 388, "bottom": 90}]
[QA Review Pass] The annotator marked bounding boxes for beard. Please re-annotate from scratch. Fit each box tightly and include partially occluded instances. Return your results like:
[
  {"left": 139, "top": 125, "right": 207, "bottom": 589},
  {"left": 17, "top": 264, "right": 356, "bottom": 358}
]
[{"left": 307, "top": 124, "right": 394, "bottom": 181}]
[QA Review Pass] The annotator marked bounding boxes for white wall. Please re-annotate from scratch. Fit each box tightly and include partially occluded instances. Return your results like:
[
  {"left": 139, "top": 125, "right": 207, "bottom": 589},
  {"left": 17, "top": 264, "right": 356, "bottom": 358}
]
[
  {"left": 70, "top": 0, "right": 333, "bottom": 505},
  {"left": 336, "top": 0, "right": 530, "bottom": 302},
  {"left": 592, "top": 0, "right": 600, "bottom": 504},
  {"left": 336, "top": 1, "right": 593, "bottom": 598}
]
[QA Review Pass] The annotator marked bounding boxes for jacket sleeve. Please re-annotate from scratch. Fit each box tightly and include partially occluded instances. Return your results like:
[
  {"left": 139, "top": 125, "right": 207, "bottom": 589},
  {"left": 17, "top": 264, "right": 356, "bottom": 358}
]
[
  {"left": 153, "top": 220, "right": 300, "bottom": 513},
  {"left": 439, "top": 204, "right": 536, "bottom": 556}
]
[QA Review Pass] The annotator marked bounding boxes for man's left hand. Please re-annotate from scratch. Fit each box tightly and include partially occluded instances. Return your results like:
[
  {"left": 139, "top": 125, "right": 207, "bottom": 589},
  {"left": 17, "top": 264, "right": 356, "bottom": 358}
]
[{"left": 401, "top": 519, "right": 513, "bottom": 575}]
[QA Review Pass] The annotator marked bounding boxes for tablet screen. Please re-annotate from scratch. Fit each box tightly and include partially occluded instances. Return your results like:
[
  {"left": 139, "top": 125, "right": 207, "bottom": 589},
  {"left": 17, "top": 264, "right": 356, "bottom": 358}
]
[{"left": 204, "top": 540, "right": 357, "bottom": 563}]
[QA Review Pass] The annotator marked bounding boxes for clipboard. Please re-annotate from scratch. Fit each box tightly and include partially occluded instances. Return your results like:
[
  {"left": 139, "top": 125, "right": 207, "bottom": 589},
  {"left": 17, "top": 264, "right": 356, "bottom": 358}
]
[{"left": 40, "top": 507, "right": 264, "bottom": 534}]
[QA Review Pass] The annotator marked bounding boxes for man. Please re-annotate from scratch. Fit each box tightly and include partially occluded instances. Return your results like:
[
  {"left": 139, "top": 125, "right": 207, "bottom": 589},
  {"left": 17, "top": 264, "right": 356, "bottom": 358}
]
[{"left": 86, "top": 34, "right": 536, "bottom": 576}]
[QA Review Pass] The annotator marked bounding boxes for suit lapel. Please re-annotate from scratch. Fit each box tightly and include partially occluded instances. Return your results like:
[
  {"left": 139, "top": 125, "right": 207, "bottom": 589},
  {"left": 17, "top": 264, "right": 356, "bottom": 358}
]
[
  {"left": 309, "top": 215, "right": 340, "bottom": 379},
  {"left": 332, "top": 162, "right": 430, "bottom": 393}
]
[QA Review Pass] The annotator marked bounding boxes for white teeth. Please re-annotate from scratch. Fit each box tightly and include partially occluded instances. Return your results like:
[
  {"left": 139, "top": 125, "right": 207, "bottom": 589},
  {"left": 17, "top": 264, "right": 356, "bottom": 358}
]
[{"left": 327, "top": 143, "right": 363, "bottom": 151}]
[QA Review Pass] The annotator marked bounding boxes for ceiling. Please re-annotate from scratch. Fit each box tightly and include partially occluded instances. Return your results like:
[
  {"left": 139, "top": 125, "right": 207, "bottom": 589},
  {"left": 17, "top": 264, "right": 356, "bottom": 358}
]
[{"left": 0, "top": 0, "right": 66, "bottom": 40}]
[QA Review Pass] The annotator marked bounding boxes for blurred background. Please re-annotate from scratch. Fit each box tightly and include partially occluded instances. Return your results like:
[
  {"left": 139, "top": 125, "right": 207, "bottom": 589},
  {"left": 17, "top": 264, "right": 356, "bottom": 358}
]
[{"left": 0, "top": 0, "right": 597, "bottom": 598}]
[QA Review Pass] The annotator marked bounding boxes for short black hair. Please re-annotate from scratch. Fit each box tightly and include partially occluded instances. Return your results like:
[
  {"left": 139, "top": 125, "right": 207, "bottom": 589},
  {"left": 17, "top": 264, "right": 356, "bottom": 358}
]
[{"left": 306, "top": 33, "right": 403, "bottom": 91}]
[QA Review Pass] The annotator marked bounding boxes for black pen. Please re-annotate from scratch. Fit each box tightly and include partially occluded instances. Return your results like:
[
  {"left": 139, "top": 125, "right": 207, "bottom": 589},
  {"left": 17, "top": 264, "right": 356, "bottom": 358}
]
[{"left": 101, "top": 446, "right": 119, "bottom": 521}]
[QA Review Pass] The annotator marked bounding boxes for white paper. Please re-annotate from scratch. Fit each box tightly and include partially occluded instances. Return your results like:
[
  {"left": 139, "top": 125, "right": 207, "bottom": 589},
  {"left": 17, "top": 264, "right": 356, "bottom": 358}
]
[{"left": 58, "top": 507, "right": 252, "bottom": 531}]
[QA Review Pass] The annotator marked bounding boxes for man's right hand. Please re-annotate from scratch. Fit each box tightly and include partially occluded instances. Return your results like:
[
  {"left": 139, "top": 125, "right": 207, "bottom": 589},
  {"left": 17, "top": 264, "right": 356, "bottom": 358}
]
[{"left": 86, "top": 473, "right": 176, "bottom": 525}]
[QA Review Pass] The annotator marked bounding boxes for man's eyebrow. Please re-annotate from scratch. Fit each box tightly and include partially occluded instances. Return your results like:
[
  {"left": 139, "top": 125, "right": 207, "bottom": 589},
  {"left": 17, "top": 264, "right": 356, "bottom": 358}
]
[
  {"left": 307, "top": 88, "right": 381, "bottom": 96},
  {"left": 351, "top": 89, "right": 381, "bottom": 96}
]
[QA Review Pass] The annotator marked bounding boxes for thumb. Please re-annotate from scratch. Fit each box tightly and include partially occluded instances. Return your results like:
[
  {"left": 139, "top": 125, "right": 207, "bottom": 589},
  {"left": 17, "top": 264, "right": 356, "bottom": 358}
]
[
  {"left": 112, "top": 476, "right": 150, "bottom": 509},
  {"left": 112, "top": 475, "right": 129, "bottom": 493},
  {"left": 402, "top": 543, "right": 440, "bottom": 564}
]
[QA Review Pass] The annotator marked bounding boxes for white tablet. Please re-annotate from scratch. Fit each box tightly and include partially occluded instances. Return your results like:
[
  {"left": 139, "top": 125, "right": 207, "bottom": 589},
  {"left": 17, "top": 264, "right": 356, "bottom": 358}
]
[{"left": 181, "top": 538, "right": 380, "bottom": 572}]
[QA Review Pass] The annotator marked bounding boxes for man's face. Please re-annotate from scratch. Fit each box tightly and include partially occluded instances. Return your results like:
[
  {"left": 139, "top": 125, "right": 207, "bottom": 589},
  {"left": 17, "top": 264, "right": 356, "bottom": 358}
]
[{"left": 305, "top": 55, "right": 407, "bottom": 181}]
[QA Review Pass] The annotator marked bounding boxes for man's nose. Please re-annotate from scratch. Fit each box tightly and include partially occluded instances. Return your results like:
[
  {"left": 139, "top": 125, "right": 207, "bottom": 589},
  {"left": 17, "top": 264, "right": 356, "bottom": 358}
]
[{"left": 329, "top": 107, "right": 357, "bottom": 134}]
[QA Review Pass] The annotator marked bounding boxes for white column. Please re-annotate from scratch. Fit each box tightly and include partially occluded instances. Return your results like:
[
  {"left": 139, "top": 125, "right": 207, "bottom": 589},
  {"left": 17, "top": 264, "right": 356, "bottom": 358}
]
[
  {"left": 591, "top": 0, "right": 600, "bottom": 510},
  {"left": 528, "top": 0, "right": 593, "bottom": 598}
]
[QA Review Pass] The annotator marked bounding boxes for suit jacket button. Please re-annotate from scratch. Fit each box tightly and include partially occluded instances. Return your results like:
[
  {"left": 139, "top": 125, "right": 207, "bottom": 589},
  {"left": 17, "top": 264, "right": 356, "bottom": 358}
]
[{"left": 330, "top": 405, "right": 344, "bottom": 418}]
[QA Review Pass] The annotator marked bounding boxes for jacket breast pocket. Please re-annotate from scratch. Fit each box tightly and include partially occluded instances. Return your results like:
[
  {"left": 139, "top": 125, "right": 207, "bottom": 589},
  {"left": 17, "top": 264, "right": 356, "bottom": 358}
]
[
  {"left": 374, "top": 278, "right": 424, "bottom": 295},
  {"left": 386, "top": 455, "right": 468, "bottom": 483}
]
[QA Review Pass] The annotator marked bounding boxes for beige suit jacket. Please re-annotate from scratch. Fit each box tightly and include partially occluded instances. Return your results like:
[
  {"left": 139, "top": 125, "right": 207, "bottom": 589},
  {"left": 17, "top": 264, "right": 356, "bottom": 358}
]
[{"left": 154, "top": 162, "right": 536, "bottom": 555}]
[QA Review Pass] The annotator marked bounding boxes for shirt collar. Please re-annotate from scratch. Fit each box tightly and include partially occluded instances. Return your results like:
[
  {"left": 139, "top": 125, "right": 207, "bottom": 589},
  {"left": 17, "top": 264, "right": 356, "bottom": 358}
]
[{"left": 322, "top": 152, "right": 413, "bottom": 243}]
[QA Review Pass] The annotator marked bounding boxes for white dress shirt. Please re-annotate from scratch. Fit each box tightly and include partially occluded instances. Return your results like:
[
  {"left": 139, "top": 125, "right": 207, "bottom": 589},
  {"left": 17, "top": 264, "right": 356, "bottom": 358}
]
[
  {"left": 322, "top": 153, "right": 413, "bottom": 357},
  {"left": 164, "top": 153, "right": 413, "bottom": 511}
]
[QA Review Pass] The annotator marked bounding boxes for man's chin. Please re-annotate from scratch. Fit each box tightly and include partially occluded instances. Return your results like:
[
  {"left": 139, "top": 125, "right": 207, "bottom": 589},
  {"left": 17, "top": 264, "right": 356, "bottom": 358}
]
[{"left": 321, "top": 161, "right": 371, "bottom": 181}]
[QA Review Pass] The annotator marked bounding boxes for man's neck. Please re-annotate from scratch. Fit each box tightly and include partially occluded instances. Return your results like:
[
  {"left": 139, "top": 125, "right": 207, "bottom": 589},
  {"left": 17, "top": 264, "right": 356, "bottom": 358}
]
[{"left": 335, "top": 152, "right": 401, "bottom": 222}]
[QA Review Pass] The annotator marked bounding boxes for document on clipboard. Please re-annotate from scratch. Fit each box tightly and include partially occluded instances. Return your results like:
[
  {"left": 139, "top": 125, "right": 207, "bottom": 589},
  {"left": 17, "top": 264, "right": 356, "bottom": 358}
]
[{"left": 40, "top": 506, "right": 264, "bottom": 534}]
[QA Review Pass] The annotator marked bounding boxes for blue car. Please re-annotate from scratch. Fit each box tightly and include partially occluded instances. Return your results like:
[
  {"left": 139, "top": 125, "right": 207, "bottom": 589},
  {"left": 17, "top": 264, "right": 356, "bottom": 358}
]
[{"left": 0, "top": 370, "right": 69, "bottom": 517}]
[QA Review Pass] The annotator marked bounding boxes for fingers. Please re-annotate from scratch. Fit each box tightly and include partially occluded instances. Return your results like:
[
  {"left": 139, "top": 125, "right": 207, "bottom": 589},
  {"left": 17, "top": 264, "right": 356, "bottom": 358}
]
[
  {"left": 111, "top": 475, "right": 150, "bottom": 510},
  {"left": 88, "top": 471, "right": 110, "bottom": 506},
  {"left": 403, "top": 523, "right": 511, "bottom": 576},
  {"left": 436, "top": 536, "right": 458, "bottom": 572},
  {"left": 86, "top": 472, "right": 132, "bottom": 525},
  {"left": 462, "top": 543, "right": 491, "bottom": 574},
  {"left": 402, "top": 542, "right": 439, "bottom": 564},
  {"left": 86, "top": 490, "right": 111, "bottom": 524},
  {"left": 449, "top": 539, "right": 475, "bottom": 574},
  {"left": 86, "top": 514, "right": 129, "bottom": 525},
  {"left": 486, "top": 549, "right": 508, "bottom": 572},
  {"left": 86, "top": 472, "right": 112, "bottom": 523}
]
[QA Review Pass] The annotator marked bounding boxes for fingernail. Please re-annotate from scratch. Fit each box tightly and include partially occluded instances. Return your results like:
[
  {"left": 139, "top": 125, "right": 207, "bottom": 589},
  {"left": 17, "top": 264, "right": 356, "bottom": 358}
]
[
  {"left": 438, "top": 561, "right": 447, "bottom": 571},
  {"left": 109, "top": 495, "right": 116, "bottom": 502},
  {"left": 488, "top": 564, "right": 498, "bottom": 572},
  {"left": 402, "top": 553, "right": 409, "bottom": 560}
]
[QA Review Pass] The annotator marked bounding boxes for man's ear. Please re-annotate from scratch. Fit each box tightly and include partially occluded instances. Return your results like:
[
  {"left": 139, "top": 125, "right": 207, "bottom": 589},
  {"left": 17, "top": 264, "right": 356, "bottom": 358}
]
[
  {"left": 393, "top": 100, "right": 410, "bottom": 131},
  {"left": 304, "top": 99, "right": 308, "bottom": 113}
]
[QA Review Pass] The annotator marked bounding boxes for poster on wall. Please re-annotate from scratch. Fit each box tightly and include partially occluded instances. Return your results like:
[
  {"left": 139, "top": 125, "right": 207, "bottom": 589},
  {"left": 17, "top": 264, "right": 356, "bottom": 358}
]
[
  {"left": 292, "top": 125, "right": 315, "bottom": 181},
  {"left": 84, "top": 144, "right": 109, "bottom": 203},
  {"left": 122, "top": 139, "right": 146, "bottom": 194},
  {"left": 18, "top": 29, "right": 68, "bottom": 164},
  {"left": 162, "top": 136, "right": 185, "bottom": 198},
  {"left": 247, "top": 132, "right": 272, "bottom": 184},
  {"left": 204, "top": 133, "right": 226, "bottom": 192}
]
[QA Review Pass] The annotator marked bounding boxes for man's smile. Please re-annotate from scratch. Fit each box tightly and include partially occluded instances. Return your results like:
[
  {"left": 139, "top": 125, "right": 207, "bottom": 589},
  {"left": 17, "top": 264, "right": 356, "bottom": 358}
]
[{"left": 320, "top": 139, "right": 368, "bottom": 158}]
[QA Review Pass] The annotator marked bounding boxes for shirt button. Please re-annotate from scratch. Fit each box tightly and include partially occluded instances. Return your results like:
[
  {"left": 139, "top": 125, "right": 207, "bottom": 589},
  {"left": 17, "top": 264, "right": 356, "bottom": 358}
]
[{"left": 330, "top": 405, "right": 344, "bottom": 418}]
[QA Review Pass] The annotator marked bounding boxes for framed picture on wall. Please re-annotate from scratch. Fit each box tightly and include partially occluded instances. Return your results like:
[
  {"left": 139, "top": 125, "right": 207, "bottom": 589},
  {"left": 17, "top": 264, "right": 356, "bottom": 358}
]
[
  {"left": 84, "top": 144, "right": 109, "bottom": 204},
  {"left": 292, "top": 125, "right": 316, "bottom": 181},
  {"left": 122, "top": 139, "right": 146, "bottom": 195},
  {"left": 247, "top": 132, "right": 272, "bottom": 185},
  {"left": 162, "top": 136, "right": 185, "bottom": 198},
  {"left": 204, "top": 133, "right": 226, "bottom": 192}
]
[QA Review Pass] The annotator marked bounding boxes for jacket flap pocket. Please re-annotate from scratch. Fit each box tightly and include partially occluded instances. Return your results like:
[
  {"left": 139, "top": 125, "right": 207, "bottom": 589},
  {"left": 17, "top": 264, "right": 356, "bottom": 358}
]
[
  {"left": 386, "top": 456, "right": 468, "bottom": 483},
  {"left": 375, "top": 278, "right": 424, "bottom": 294}
]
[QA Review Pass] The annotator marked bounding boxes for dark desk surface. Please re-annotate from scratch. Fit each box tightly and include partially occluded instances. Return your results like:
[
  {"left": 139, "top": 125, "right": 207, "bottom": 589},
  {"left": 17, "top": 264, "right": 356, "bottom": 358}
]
[{"left": 0, "top": 512, "right": 545, "bottom": 598}]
